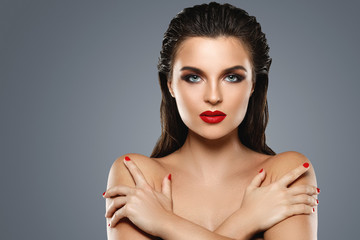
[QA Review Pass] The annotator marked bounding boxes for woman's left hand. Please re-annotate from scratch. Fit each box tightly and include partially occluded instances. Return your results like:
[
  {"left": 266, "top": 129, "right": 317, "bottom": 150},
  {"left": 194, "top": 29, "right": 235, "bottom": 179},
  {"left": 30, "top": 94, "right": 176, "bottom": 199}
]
[{"left": 103, "top": 157, "right": 172, "bottom": 236}]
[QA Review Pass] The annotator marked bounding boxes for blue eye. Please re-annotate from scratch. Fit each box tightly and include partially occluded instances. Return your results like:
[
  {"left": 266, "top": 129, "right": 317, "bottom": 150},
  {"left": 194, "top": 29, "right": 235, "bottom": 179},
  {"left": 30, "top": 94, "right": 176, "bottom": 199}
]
[
  {"left": 224, "top": 74, "right": 244, "bottom": 82},
  {"left": 183, "top": 75, "right": 201, "bottom": 83}
]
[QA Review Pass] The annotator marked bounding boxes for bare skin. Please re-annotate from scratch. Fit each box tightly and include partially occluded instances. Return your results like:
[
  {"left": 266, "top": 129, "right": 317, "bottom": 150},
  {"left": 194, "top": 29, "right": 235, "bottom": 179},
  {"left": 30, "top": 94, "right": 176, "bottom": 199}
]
[
  {"left": 105, "top": 151, "right": 317, "bottom": 239},
  {"left": 155, "top": 133, "right": 271, "bottom": 231},
  {"left": 105, "top": 37, "right": 318, "bottom": 239}
]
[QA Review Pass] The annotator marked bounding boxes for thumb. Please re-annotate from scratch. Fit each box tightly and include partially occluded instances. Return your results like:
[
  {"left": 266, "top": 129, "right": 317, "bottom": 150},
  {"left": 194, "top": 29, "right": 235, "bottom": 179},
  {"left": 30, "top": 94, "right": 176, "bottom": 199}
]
[
  {"left": 161, "top": 173, "right": 172, "bottom": 199},
  {"left": 248, "top": 169, "right": 266, "bottom": 190}
]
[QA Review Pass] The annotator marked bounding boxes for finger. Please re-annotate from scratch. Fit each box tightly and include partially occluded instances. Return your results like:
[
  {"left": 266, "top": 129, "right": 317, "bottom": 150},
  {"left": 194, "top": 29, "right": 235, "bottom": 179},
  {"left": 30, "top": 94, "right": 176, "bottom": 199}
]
[
  {"left": 288, "top": 194, "right": 318, "bottom": 207},
  {"left": 247, "top": 169, "right": 266, "bottom": 190},
  {"left": 123, "top": 156, "right": 149, "bottom": 187},
  {"left": 103, "top": 185, "right": 132, "bottom": 198},
  {"left": 287, "top": 184, "right": 319, "bottom": 196},
  {"left": 277, "top": 163, "right": 310, "bottom": 187},
  {"left": 105, "top": 197, "right": 127, "bottom": 218},
  {"left": 109, "top": 207, "right": 127, "bottom": 228},
  {"left": 285, "top": 204, "right": 316, "bottom": 217},
  {"left": 161, "top": 173, "right": 172, "bottom": 200}
]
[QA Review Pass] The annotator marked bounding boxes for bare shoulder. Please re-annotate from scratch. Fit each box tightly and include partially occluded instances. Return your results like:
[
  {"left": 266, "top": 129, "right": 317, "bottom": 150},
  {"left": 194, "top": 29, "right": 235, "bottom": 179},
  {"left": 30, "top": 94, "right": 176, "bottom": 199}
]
[
  {"left": 106, "top": 153, "right": 167, "bottom": 239},
  {"left": 263, "top": 151, "right": 317, "bottom": 186},
  {"left": 262, "top": 151, "right": 318, "bottom": 239},
  {"left": 107, "top": 153, "right": 167, "bottom": 189}
]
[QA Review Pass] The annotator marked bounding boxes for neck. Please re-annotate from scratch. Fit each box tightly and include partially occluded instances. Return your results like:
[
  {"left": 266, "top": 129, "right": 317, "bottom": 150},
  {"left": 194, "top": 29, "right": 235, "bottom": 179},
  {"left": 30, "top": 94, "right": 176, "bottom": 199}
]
[{"left": 177, "top": 128, "right": 252, "bottom": 182}]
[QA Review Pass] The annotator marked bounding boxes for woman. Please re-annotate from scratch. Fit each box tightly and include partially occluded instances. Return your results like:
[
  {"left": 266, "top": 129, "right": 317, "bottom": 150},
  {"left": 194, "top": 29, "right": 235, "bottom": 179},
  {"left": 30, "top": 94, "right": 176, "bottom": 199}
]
[{"left": 104, "top": 2, "right": 318, "bottom": 239}]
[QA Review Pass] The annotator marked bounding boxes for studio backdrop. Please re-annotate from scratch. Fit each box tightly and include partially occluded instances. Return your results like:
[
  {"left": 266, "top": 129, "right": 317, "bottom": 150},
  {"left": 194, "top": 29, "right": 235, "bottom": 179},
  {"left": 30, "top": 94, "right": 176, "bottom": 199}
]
[{"left": 1, "top": 0, "right": 359, "bottom": 239}]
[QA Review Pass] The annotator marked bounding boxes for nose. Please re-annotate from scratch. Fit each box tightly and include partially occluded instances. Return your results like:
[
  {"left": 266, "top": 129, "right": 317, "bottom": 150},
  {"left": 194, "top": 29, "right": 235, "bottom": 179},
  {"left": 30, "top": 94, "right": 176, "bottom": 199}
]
[{"left": 204, "top": 80, "right": 223, "bottom": 105}]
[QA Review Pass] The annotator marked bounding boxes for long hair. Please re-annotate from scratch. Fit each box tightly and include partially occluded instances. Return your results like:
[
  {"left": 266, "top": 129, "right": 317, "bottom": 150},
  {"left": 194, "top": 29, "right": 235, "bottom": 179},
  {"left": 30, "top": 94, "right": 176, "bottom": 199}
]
[{"left": 151, "top": 2, "right": 275, "bottom": 158}]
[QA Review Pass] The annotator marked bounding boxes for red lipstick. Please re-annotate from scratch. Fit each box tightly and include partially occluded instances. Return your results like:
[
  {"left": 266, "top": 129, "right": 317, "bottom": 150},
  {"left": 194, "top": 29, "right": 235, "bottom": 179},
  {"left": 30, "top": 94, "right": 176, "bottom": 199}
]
[{"left": 199, "top": 110, "right": 227, "bottom": 123}]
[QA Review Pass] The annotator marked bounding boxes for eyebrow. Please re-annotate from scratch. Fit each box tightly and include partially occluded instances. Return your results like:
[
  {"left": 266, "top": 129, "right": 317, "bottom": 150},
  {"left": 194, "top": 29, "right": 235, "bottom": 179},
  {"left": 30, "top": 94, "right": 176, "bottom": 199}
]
[{"left": 180, "top": 65, "right": 247, "bottom": 74}]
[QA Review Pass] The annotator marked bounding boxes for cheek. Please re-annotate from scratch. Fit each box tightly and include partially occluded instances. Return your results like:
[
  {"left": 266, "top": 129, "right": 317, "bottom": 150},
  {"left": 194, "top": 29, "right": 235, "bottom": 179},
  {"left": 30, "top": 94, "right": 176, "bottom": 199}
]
[
  {"left": 174, "top": 86, "right": 200, "bottom": 120},
  {"left": 236, "top": 98, "right": 250, "bottom": 120},
  {"left": 227, "top": 87, "right": 251, "bottom": 122}
]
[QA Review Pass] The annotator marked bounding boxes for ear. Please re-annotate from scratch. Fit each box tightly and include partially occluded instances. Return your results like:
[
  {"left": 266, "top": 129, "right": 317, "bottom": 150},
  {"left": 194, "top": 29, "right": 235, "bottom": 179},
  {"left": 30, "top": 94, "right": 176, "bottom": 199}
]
[
  {"left": 250, "top": 82, "right": 255, "bottom": 96},
  {"left": 167, "top": 80, "right": 175, "bottom": 98}
]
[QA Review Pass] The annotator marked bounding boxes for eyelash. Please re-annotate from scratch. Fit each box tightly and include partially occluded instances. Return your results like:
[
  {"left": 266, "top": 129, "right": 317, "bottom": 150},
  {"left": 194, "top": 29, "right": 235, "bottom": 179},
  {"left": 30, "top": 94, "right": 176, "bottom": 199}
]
[
  {"left": 182, "top": 74, "right": 201, "bottom": 83},
  {"left": 224, "top": 74, "right": 245, "bottom": 83},
  {"left": 181, "top": 74, "right": 245, "bottom": 83}
]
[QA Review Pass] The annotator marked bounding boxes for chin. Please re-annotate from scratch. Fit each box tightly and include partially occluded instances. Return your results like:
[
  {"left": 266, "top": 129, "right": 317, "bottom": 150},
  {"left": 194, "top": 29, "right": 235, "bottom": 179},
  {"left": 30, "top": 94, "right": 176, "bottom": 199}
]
[{"left": 191, "top": 126, "right": 238, "bottom": 141}]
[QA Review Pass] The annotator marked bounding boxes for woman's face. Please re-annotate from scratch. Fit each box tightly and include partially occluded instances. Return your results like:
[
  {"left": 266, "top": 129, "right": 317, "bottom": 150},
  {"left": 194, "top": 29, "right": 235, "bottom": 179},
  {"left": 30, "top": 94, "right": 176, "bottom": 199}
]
[{"left": 168, "top": 36, "right": 254, "bottom": 140}]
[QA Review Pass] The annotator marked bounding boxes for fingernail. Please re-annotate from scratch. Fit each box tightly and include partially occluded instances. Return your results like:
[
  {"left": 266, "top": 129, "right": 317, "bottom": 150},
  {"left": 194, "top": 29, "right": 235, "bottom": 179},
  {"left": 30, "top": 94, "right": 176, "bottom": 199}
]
[
  {"left": 108, "top": 223, "right": 110, "bottom": 227},
  {"left": 312, "top": 208, "right": 315, "bottom": 213},
  {"left": 259, "top": 168, "right": 263, "bottom": 173},
  {"left": 316, "top": 199, "right": 319, "bottom": 204},
  {"left": 168, "top": 173, "right": 172, "bottom": 181},
  {"left": 303, "top": 162, "right": 309, "bottom": 168},
  {"left": 102, "top": 191, "right": 106, "bottom": 196},
  {"left": 125, "top": 156, "right": 131, "bottom": 161},
  {"left": 317, "top": 187, "right": 320, "bottom": 193}
]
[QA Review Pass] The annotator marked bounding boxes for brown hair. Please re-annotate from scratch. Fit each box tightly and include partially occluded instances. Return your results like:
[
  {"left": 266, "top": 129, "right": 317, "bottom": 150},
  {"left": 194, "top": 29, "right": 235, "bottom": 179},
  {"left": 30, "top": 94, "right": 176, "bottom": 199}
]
[{"left": 151, "top": 2, "right": 275, "bottom": 158}]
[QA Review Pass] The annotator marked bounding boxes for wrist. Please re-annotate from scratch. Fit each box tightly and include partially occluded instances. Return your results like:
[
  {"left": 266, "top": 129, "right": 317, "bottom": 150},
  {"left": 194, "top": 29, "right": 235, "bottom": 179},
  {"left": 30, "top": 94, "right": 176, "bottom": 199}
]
[
  {"left": 215, "top": 208, "right": 259, "bottom": 239},
  {"left": 153, "top": 210, "right": 177, "bottom": 239},
  {"left": 235, "top": 208, "right": 259, "bottom": 237}
]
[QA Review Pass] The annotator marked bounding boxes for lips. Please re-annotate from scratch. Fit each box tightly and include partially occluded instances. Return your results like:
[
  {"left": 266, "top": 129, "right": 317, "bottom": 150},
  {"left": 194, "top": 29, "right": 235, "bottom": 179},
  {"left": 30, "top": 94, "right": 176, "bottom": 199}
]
[{"left": 199, "top": 110, "right": 227, "bottom": 123}]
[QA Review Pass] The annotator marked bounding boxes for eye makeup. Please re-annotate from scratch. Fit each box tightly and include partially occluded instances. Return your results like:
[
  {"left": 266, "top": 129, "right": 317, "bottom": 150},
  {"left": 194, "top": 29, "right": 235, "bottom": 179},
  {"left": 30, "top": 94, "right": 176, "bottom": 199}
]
[
  {"left": 223, "top": 74, "right": 245, "bottom": 83},
  {"left": 179, "top": 65, "right": 247, "bottom": 84},
  {"left": 181, "top": 74, "right": 202, "bottom": 83},
  {"left": 181, "top": 73, "right": 246, "bottom": 84}
]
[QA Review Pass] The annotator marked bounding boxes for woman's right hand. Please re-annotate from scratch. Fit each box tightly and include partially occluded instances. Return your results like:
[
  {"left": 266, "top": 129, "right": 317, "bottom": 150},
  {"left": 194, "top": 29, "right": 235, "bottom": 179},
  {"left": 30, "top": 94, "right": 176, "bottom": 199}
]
[{"left": 239, "top": 163, "right": 319, "bottom": 233}]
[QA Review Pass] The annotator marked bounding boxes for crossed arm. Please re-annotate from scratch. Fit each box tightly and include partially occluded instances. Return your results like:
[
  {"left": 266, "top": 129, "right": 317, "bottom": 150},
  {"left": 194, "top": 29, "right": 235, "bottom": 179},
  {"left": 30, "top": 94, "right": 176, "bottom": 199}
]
[{"left": 104, "top": 152, "right": 318, "bottom": 240}]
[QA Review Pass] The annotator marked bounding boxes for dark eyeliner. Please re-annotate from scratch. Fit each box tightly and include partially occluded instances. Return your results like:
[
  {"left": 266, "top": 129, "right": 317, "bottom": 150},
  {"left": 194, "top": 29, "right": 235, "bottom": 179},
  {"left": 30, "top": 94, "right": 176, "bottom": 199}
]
[
  {"left": 181, "top": 74, "right": 201, "bottom": 83},
  {"left": 225, "top": 73, "right": 245, "bottom": 82}
]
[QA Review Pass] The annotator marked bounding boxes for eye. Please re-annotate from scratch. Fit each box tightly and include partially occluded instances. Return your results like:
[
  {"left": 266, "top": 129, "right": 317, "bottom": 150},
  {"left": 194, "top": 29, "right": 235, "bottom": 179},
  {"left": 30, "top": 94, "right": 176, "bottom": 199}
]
[
  {"left": 182, "top": 74, "right": 202, "bottom": 83},
  {"left": 224, "top": 74, "right": 245, "bottom": 83}
]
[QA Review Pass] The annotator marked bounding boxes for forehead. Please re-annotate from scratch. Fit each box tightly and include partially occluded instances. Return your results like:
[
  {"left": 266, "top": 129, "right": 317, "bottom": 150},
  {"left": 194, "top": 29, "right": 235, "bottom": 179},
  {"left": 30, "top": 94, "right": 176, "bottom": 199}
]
[{"left": 173, "top": 36, "right": 252, "bottom": 71}]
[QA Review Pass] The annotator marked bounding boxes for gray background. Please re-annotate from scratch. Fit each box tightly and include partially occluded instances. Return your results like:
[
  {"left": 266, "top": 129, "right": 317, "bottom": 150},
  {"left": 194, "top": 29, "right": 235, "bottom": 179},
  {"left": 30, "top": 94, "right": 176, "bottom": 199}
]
[{"left": 1, "top": 0, "right": 359, "bottom": 239}]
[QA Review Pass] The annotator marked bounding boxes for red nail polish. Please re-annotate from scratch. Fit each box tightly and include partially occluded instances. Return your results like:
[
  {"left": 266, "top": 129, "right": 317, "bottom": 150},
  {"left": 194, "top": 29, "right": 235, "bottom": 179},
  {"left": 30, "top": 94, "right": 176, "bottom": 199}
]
[
  {"left": 312, "top": 208, "right": 315, "bottom": 213},
  {"left": 102, "top": 192, "right": 105, "bottom": 196},
  {"left": 125, "top": 156, "right": 131, "bottom": 161},
  {"left": 168, "top": 174, "right": 172, "bottom": 181},
  {"left": 316, "top": 199, "right": 319, "bottom": 204},
  {"left": 108, "top": 223, "right": 110, "bottom": 227},
  {"left": 259, "top": 168, "right": 263, "bottom": 173},
  {"left": 303, "top": 162, "right": 309, "bottom": 168},
  {"left": 317, "top": 187, "right": 320, "bottom": 193}
]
